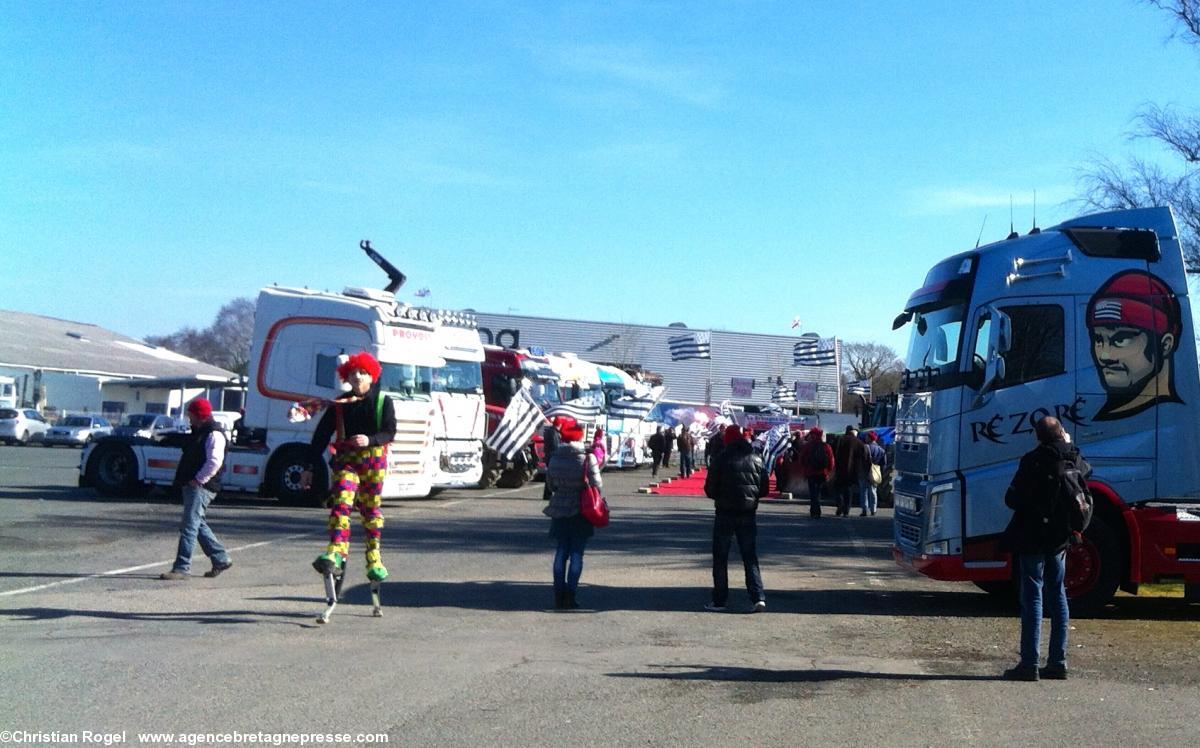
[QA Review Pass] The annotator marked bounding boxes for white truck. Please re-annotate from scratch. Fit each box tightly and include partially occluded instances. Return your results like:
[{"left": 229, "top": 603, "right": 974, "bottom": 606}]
[
  {"left": 0, "top": 376, "right": 17, "bottom": 409},
  {"left": 81, "top": 279, "right": 453, "bottom": 505},
  {"left": 430, "top": 316, "right": 486, "bottom": 488}
]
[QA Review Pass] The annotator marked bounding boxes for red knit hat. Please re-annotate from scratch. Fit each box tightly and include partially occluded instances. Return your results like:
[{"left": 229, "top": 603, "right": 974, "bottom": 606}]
[
  {"left": 186, "top": 398, "right": 213, "bottom": 419},
  {"left": 1087, "top": 270, "right": 1181, "bottom": 338},
  {"left": 337, "top": 351, "right": 383, "bottom": 382},
  {"left": 723, "top": 424, "right": 744, "bottom": 445}
]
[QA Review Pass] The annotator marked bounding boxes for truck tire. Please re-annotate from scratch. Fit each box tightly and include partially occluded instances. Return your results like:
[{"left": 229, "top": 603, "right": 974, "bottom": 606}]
[
  {"left": 86, "top": 442, "right": 150, "bottom": 497},
  {"left": 495, "top": 467, "right": 528, "bottom": 488},
  {"left": 1065, "top": 514, "right": 1122, "bottom": 617},
  {"left": 269, "top": 446, "right": 327, "bottom": 507}
]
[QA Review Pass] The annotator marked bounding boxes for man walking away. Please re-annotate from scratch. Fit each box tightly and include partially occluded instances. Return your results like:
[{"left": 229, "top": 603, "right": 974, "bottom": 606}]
[
  {"left": 799, "top": 428, "right": 834, "bottom": 518},
  {"left": 160, "top": 399, "right": 232, "bottom": 580},
  {"left": 833, "top": 426, "right": 867, "bottom": 517},
  {"left": 648, "top": 426, "right": 664, "bottom": 478},
  {"left": 703, "top": 425, "right": 769, "bottom": 613},
  {"left": 661, "top": 425, "right": 674, "bottom": 468},
  {"left": 677, "top": 425, "right": 696, "bottom": 478},
  {"left": 862, "top": 431, "right": 887, "bottom": 516},
  {"left": 1001, "top": 416, "right": 1089, "bottom": 681}
]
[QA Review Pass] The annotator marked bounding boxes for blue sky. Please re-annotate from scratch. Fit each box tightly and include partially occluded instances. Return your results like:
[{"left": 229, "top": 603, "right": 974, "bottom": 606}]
[{"left": 3, "top": 0, "right": 1196, "bottom": 358}]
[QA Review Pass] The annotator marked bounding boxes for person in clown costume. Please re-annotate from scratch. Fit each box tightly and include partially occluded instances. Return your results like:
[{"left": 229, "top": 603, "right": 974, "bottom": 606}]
[{"left": 300, "top": 351, "right": 396, "bottom": 583}]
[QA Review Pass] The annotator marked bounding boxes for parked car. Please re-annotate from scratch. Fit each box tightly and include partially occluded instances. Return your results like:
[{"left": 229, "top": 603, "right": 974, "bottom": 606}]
[
  {"left": 43, "top": 414, "right": 113, "bottom": 447},
  {"left": 112, "top": 413, "right": 185, "bottom": 440},
  {"left": 0, "top": 408, "right": 51, "bottom": 445}
]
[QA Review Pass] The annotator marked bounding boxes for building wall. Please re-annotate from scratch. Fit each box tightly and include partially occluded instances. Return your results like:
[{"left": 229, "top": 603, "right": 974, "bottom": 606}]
[{"left": 471, "top": 313, "right": 843, "bottom": 411}]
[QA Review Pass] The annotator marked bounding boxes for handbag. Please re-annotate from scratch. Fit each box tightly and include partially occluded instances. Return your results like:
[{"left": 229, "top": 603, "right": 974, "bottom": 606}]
[
  {"left": 579, "top": 452, "right": 610, "bottom": 528},
  {"left": 869, "top": 463, "right": 882, "bottom": 487}
]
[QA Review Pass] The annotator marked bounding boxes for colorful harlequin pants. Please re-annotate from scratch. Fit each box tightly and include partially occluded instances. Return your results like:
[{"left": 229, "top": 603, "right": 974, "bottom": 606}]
[{"left": 324, "top": 445, "right": 387, "bottom": 575}]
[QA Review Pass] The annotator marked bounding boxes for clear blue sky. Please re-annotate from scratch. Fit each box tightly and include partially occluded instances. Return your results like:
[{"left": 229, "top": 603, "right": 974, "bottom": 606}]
[{"left": 3, "top": 0, "right": 1196, "bottom": 357}]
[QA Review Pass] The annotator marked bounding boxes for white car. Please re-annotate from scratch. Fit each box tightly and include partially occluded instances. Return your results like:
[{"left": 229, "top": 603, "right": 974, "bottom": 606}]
[
  {"left": 43, "top": 414, "right": 113, "bottom": 447},
  {"left": 0, "top": 408, "right": 51, "bottom": 446},
  {"left": 112, "top": 413, "right": 185, "bottom": 440}
]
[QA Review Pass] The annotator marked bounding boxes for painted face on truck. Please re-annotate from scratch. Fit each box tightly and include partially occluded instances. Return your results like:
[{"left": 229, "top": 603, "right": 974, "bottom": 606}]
[{"left": 1086, "top": 270, "right": 1183, "bottom": 420}]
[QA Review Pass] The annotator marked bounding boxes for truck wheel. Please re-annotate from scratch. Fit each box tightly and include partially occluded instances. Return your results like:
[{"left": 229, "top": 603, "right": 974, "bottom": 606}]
[
  {"left": 86, "top": 442, "right": 150, "bottom": 497},
  {"left": 1066, "top": 514, "right": 1122, "bottom": 617},
  {"left": 496, "top": 468, "right": 527, "bottom": 488},
  {"left": 269, "top": 446, "right": 326, "bottom": 507}
]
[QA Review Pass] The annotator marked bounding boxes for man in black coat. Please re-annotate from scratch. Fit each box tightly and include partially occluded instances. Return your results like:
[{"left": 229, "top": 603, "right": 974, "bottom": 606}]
[
  {"left": 703, "top": 425, "right": 769, "bottom": 612},
  {"left": 1001, "top": 415, "right": 1090, "bottom": 681},
  {"left": 648, "top": 426, "right": 664, "bottom": 478}
]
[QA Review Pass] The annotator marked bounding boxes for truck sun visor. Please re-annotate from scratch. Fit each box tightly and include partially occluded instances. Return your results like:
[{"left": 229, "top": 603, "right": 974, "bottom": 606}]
[{"left": 1063, "top": 227, "right": 1160, "bottom": 262}]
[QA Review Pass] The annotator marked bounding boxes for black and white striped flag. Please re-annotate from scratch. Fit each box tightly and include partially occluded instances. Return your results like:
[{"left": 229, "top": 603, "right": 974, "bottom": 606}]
[
  {"left": 485, "top": 389, "right": 546, "bottom": 461},
  {"left": 755, "top": 424, "right": 792, "bottom": 470},
  {"left": 847, "top": 379, "right": 872, "bottom": 397},
  {"left": 545, "top": 390, "right": 604, "bottom": 424},
  {"left": 771, "top": 381, "right": 796, "bottom": 404},
  {"left": 608, "top": 385, "right": 665, "bottom": 421},
  {"left": 668, "top": 331, "right": 711, "bottom": 361},
  {"left": 793, "top": 333, "right": 836, "bottom": 366}
]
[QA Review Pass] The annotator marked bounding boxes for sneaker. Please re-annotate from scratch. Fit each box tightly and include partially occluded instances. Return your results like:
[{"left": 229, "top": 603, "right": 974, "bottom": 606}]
[
  {"left": 859, "top": 511, "right": 868, "bottom": 517},
  {"left": 159, "top": 570, "right": 188, "bottom": 581},
  {"left": 1039, "top": 664, "right": 1068, "bottom": 680},
  {"left": 1002, "top": 664, "right": 1039, "bottom": 681},
  {"left": 752, "top": 600, "right": 767, "bottom": 613},
  {"left": 204, "top": 561, "right": 233, "bottom": 578},
  {"left": 704, "top": 602, "right": 726, "bottom": 612}
]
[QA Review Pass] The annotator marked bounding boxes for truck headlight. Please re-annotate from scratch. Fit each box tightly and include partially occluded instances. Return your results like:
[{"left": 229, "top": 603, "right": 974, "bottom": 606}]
[{"left": 924, "top": 540, "right": 949, "bottom": 555}]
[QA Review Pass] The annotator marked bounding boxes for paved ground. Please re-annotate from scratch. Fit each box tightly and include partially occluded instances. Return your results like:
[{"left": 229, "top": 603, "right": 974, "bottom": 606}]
[{"left": 0, "top": 444, "right": 1197, "bottom": 747}]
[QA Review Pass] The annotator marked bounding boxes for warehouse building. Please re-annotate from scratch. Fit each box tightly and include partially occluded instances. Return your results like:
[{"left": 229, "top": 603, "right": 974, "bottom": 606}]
[
  {"left": 470, "top": 311, "right": 844, "bottom": 412},
  {"left": 0, "top": 309, "right": 240, "bottom": 420}
]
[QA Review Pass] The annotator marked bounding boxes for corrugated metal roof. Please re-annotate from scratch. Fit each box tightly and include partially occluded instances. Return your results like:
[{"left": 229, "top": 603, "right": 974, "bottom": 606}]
[
  {"left": 0, "top": 309, "right": 238, "bottom": 380},
  {"left": 472, "top": 312, "right": 842, "bottom": 410}
]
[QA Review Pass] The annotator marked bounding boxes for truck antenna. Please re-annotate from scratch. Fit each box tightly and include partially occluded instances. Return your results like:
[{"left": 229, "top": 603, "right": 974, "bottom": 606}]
[
  {"left": 975, "top": 214, "right": 988, "bottom": 248},
  {"left": 1007, "top": 195, "right": 1018, "bottom": 240},
  {"left": 359, "top": 240, "right": 407, "bottom": 293},
  {"left": 1030, "top": 189, "right": 1040, "bottom": 234}
]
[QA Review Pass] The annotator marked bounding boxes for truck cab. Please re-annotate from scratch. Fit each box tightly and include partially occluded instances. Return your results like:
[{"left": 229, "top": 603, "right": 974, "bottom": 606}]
[
  {"left": 430, "top": 315, "right": 486, "bottom": 488},
  {"left": 892, "top": 207, "right": 1200, "bottom": 611},
  {"left": 480, "top": 346, "right": 561, "bottom": 487}
]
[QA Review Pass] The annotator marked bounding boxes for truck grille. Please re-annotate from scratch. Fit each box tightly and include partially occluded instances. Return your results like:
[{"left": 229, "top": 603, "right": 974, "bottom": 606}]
[{"left": 896, "top": 513, "right": 922, "bottom": 549}]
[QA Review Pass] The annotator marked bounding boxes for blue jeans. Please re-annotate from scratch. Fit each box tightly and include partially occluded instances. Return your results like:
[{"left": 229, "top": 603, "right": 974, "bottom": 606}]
[
  {"left": 712, "top": 511, "right": 764, "bottom": 606},
  {"left": 858, "top": 476, "right": 877, "bottom": 514},
  {"left": 553, "top": 536, "right": 587, "bottom": 592},
  {"left": 171, "top": 485, "right": 230, "bottom": 573},
  {"left": 679, "top": 451, "right": 694, "bottom": 477},
  {"left": 1018, "top": 550, "right": 1069, "bottom": 668}
]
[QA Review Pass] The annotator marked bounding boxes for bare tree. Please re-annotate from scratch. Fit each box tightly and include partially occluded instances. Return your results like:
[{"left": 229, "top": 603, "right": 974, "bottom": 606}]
[
  {"left": 146, "top": 297, "right": 255, "bottom": 375},
  {"left": 841, "top": 341, "right": 904, "bottom": 382},
  {"left": 1077, "top": 1, "right": 1200, "bottom": 269}
]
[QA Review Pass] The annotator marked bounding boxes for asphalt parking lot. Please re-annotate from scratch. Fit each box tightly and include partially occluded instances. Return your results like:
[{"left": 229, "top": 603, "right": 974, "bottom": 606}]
[{"left": 1, "top": 445, "right": 1197, "bottom": 747}]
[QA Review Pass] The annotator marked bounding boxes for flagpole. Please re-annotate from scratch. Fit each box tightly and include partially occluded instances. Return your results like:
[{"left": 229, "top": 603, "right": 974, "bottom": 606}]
[{"left": 706, "top": 328, "right": 713, "bottom": 406}]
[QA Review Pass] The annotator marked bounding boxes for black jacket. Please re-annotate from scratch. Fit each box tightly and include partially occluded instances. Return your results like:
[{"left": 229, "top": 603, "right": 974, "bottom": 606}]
[
  {"left": 1003, "top": 439, "right": 1091, "bottom": 554},
  {"left": 311, "top": 388, "right": 397, "bottom": 455},
  {"left": 704, "top": 440, "right": 768, "bottom": 514},
  {"left": 173, "top": 419, "right": 223, "bottom": 491}
]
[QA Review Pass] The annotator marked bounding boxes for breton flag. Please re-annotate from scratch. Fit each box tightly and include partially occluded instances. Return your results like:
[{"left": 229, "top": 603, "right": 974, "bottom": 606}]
[
  {"left": 545, "top": 390, "right": 605, "bottom": 424},
  {"left": 793, "top": 333, "right": 836, "bottom": 366},
  {"left": 756, "top": 424, "right": 792, "bottom": 470},
  {"left": 668, "top": 331, "right": 711, "bottom": 361},
  {"left": 608, "top": 385, "right": 665, "bottom": 421},
  {"left": 771, "top": 381, "right": 796, "bottom": 404},
  {"left": 847, "top": 379, "right": 872, "bottom": 397},
  {"left": 485, "top": 388, "right": 546, "bottom": 461}
]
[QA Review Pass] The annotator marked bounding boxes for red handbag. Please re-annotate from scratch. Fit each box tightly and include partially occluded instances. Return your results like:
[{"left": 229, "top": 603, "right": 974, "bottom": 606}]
[{"left": 579, "top": 452, "right": 610, "bottom": 528}]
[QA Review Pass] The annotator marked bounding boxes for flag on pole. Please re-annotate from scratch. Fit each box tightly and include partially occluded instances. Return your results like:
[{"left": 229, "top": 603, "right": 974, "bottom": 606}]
[
  {"left": 756, "top": 424, "right": 792, "bottom": 471},
  {"left": 668, "top": 331, "right": 711, "bottom": 361},
  {"left": 793, "top": 333, "right": 836, "bottom": 366},
  {"left": 608, "top": 385, "right": 665, "bottom": 421},
  {"left": 545, "top": 390, "right": 604, "bottom": 424},
  {"left": 771, "top": 381, "right": 796, "bottom": 404},
  {"left": 485, "top": 388, "right": 546, "bottom": 461},
  {"left": 847, "top": 379, "right": 872, "bottom": 397}
]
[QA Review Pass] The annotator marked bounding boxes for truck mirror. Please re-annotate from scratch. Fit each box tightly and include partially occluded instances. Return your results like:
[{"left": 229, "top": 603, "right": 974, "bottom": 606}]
[
  {"left": 972, "top": 306, "right": 1011, "bottom": 407},
  {"left": 892, "top": 310, "right": 913, "bottom": 330}
]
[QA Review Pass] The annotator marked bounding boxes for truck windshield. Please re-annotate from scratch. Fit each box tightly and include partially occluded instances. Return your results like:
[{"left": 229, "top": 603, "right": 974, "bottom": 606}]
[
  {"left": 528, "top": 379, "right": 561, "bottom": 409},
  {"left": 903, "top": 303, "right": 966, "bottom": 386},
  {"left": 379, "top": 363, "right": 433, "bottom": 401},
  {"left": 433, "top": 360, "right": 483, "bottom": 395}
]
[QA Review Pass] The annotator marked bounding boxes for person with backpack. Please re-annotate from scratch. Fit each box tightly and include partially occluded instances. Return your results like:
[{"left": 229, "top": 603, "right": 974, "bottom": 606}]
[
  {"left": 703, "top": 424, "right": 769, "bottom": 612},
  {"left": 1001, "top": 415, "right": 1092, "bottom": 682},
  {"left": 798, "top": 427, "right": 834, "bottom": 518}
]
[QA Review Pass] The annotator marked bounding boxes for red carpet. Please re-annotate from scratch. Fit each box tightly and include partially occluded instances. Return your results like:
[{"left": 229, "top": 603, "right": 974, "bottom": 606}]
[{"left": 642, "top": 467, "right": 792, "bottom": 502}]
